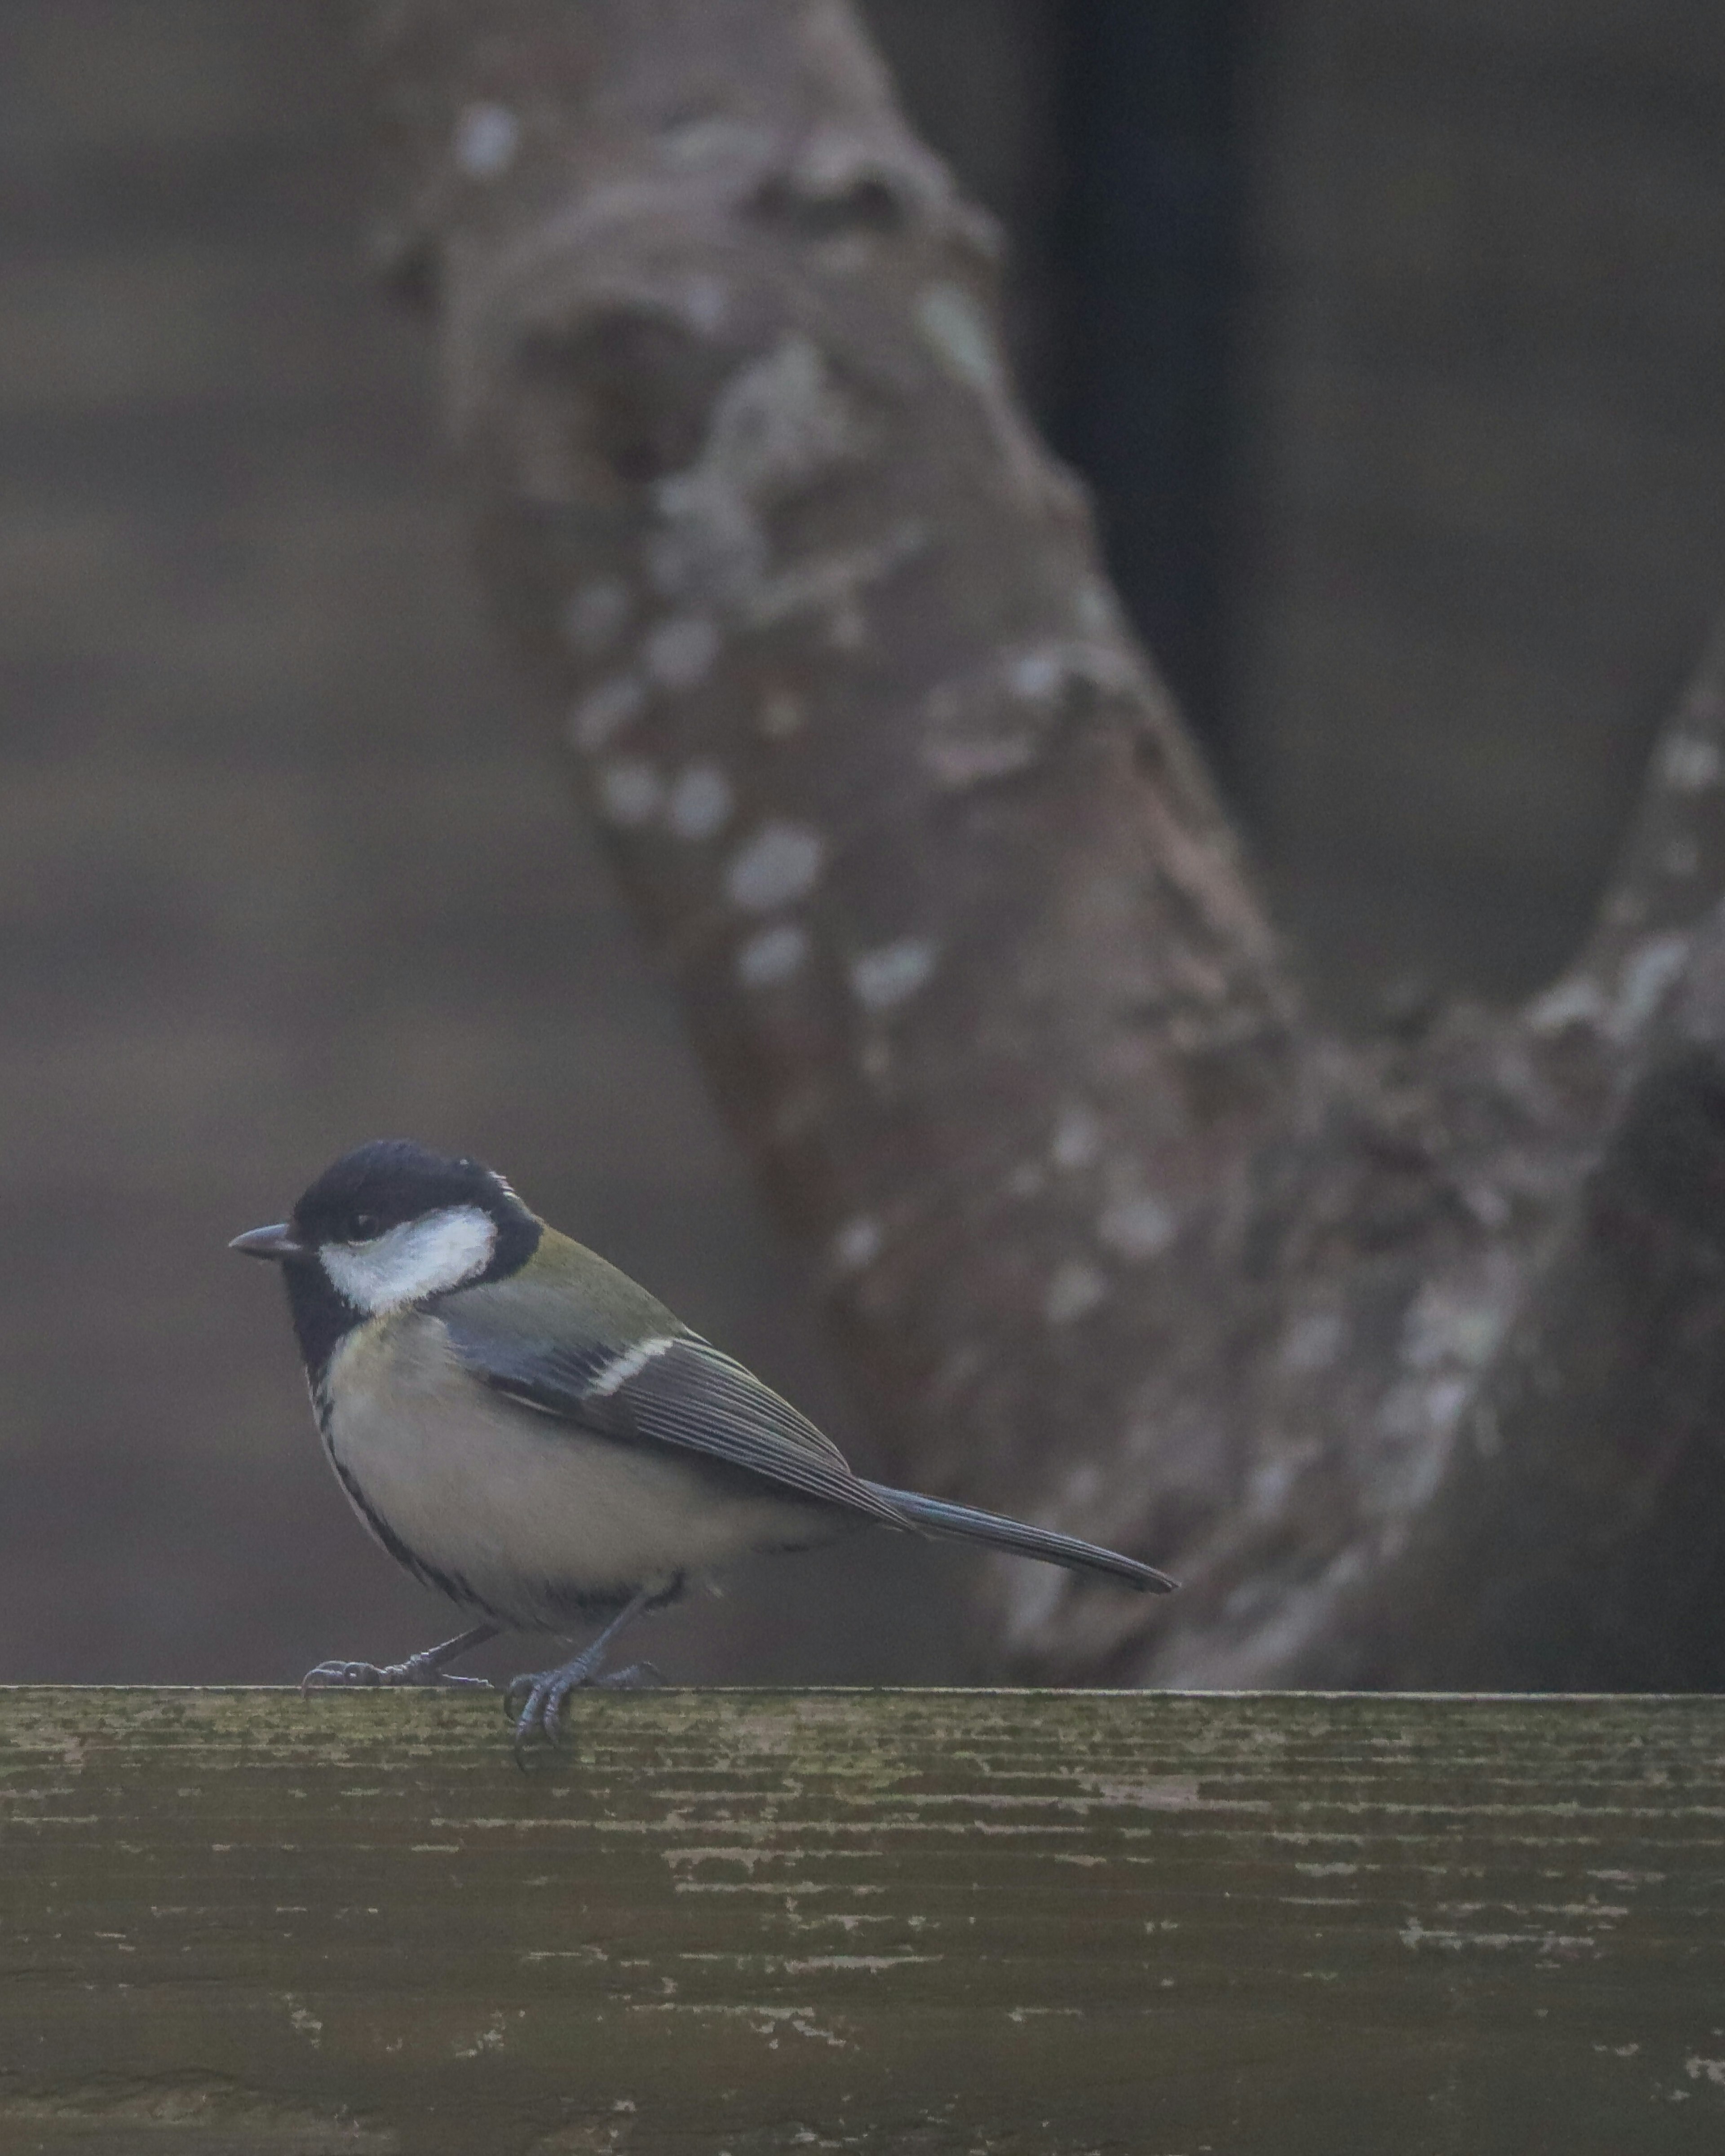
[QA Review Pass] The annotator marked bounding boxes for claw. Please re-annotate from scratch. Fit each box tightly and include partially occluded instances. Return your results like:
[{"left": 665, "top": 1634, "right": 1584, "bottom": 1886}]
[
  {"left": 509, "top": 1675, "right": 561, "bottom": 1767},
  {"left": 303, "top": 1657, "right": 493, "bottom": 1694},
  {"left": 300, "top": 1622, "right": 500, "bottom": 1697},
  {"left": 301, "top": 1658, "right": 386, "bottom": 1693},
  {"left": 504, "top": 1589, "right": 661, "bottom": 1766},
  {"left": 508, "top": 1666, "right": 581, "bottom": 1763}
]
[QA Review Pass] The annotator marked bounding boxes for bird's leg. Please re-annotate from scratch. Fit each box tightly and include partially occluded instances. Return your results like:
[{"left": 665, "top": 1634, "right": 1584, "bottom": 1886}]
[
  {"left": 505, "top": 1588, "right": 662, "bottom": 1762},
  {"left": 301, "top": 1620, "right": 501, "bottom": 1693}
]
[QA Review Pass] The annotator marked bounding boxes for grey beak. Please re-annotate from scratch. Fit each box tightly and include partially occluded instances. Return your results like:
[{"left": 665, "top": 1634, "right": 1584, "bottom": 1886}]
[{"left": 230, "top": 1222, "right": 308, "bottom": 1262}]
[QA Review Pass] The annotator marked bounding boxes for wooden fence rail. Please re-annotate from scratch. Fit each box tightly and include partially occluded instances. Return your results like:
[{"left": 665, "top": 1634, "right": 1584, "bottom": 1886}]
[{"left": 3, "top": 1689, "right": 1723, "bottom": 2153}]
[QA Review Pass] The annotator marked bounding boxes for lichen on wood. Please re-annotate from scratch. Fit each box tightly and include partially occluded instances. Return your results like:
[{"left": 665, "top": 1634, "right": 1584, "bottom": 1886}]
[{"left": 4, "top": 1687, "right": 1724, "bottom": 2153}]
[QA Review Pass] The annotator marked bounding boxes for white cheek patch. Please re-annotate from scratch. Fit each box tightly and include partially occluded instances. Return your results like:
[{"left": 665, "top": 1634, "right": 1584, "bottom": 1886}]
[{"left": 319, "top": 1205, "right": 497, "bottom": 1313}]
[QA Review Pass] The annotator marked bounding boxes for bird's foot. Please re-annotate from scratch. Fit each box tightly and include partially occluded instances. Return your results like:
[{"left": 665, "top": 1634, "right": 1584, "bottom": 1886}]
[
  {"left": 301, "top": 1622, "right": 501, "bottom": 1696},
  {"left": 301, "top": 1654, "right": 493, "bottom": 1693},
  {"left": 506, "top": 1587, "right": 662, "bottom": 1764},
  {"left": 302, "top": 1656, "right": 491, "bottom": 1690},
  {"left": 505, "top": 1653, "right": 662, "bottom": 1763}
]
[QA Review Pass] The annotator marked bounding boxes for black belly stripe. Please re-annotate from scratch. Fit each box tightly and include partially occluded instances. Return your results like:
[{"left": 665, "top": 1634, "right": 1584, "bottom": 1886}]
[
  {"left": 329, "top": 1450, "right": 500, "bottom": 1614},
  {"left": 311, "top": 1381, "right": 506, "bottom": 1618}
]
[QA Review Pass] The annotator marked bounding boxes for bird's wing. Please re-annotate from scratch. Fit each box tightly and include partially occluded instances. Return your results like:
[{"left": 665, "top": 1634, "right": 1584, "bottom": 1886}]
[{"left": 438, "top": 1307, "right": 911, "bottom": 1529}]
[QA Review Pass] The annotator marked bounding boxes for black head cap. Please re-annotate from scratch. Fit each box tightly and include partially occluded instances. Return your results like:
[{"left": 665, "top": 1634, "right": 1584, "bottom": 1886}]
[
  {"left": 280, "top": 1140, "right": 542, "bottom": 1376},
  {"left": 290, "top": 1139, "right": 536, "bottom": 1259}
]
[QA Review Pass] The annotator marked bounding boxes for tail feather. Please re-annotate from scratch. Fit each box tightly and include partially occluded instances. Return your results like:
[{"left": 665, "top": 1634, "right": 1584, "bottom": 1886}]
[{"left": 862, "top": 1482, "right": 1177, "bottom": 1593}]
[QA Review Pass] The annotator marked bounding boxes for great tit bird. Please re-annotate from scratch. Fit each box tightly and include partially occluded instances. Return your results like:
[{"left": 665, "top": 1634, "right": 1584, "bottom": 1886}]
[{"left": 233, "top": 1140, "right": 1174, "bottom": 1754}]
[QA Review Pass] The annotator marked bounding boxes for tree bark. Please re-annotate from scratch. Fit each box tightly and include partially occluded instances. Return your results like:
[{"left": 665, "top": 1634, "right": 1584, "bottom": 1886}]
[{"left": 358, "top": 0, "right": 1725, "bottom": 1688}]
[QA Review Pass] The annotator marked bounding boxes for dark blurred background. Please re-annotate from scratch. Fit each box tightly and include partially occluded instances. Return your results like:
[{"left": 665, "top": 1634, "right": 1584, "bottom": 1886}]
[{"left": 3, "top": 0, "right": 1722, "bottom": 1684}]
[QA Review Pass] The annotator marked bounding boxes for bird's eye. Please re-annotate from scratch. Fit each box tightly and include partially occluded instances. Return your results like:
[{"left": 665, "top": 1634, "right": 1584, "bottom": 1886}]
[{"left": 351, "top": 1212, "right": 380, "bottom": 1241}]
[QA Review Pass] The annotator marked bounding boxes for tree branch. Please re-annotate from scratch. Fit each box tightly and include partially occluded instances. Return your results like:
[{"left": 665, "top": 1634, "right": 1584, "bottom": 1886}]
[
  {"left": 1320, "top": 1033, "right": 1725, "bottom": 1689},
  {"left": 359, "top": 0, "right": 1725, "bottom": 1689}
]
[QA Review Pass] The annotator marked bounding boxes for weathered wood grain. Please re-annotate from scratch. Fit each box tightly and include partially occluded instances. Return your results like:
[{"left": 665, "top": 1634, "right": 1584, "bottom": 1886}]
[{"left": 3, "top": 1689, "right": 1722, "bottom": 2152}]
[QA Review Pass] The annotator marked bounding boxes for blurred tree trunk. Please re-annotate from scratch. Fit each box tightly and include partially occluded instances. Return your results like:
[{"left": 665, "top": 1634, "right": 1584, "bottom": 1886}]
[{"left": 358, "top": 0, "right": 1725, "bottom": 1687}]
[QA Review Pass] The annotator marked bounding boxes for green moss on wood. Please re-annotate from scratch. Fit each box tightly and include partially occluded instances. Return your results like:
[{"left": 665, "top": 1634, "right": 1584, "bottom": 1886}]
[{"left": 4, "top": 1690, "right": 1724, "bottom": 2152}]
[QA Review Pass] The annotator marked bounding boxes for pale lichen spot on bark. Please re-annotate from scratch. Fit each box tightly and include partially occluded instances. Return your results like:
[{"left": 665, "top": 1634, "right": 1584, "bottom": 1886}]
[
  {"left": 727, "top": 820, "right": 826, "bottom": 910},
  {"left": 1004, "top": 640, "right": 1136, "bottom": 707},
  {"left": 651, "top": 339, "right": 859, "bottom": 605},
  {"left": 1422, "top": 1379, "right": 1471, "bottom": 1441},
  {"left": 921, "top": 641, "right": 1137, "bottom": 793},
  {"left": 831, "top": 1215, "right": 884, "bottom": 1273},
  {"left": 912, "top": 282, "right": 1059, "bottom": 500},
  {"left": 1097, "top": 1193, "right": 1177, "bottom": 1262},
  {"left": 679, "top": 273, "right": 730, "bottom": 336},
  {"left": 1606, "top": 931, "right": 1691, "bottom": 1041},
  {"left": 1051, "top": 1106, "right": 1101, "bottom": 1171},
  {"left": 1207, "top": 1546, "right": 1366, "bottom": 1679},
  {"left": 644, "top": 611, "right": 721, "bottom": 689},
  {"left": 1075, "top": 575, "right": 1122, "bottom": 637},
  {"left": 736, "top": 921, "right": 809, "bottom": 988},
  {"left": 1248, "top": 1453, "right": 1299, "bottom": 1515},
  {"left": 598, "top": 758, "right": 664, "bottom": 826},
  {"left": 1526, "top": 974, "right": 1607, "bottom": 1036},
  {"left": 914, "top": 282, "right": 1006, "bottom": 399},
  {"left": 1401, "top": 1259, "right": 1515, "bottom": 1374},
  {"left": 1007, "top": 647, "right": 1065, "bottom": 701},
  {"left": 453, "top": 102, "right": 521, "bottom": 180},
  {"left": 1379, "top": 1376, "right": 1471, "bottom": 1467},
  {"left": 921, "top": 725, "right": 1037, "bottom": 792},
  {"left": 666, "top": 760, "right": 734, "bottom": 840},
  {"left": 659, "top": 116, "right": 777, "bottom": 172},
  {"left": 747, "top": 518, "right": 926, "bottom": 634},
  {"left": 1661, "top": 733, "right": 1724, "bottom": 791},
  {"left": 1044, "top": 1259, "right": 1107, "bottom": 1325},
  {"left": 849, "top": 937, "right": 938, "bottom": 1012},
  {"left": 569, "top": 673, "right": 646, "bottom": 751}
]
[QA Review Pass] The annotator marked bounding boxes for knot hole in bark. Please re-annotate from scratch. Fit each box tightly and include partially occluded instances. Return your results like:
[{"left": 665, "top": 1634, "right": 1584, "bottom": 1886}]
[{"left": 506, "top": 309, "right": 735, "bottom": 506}]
